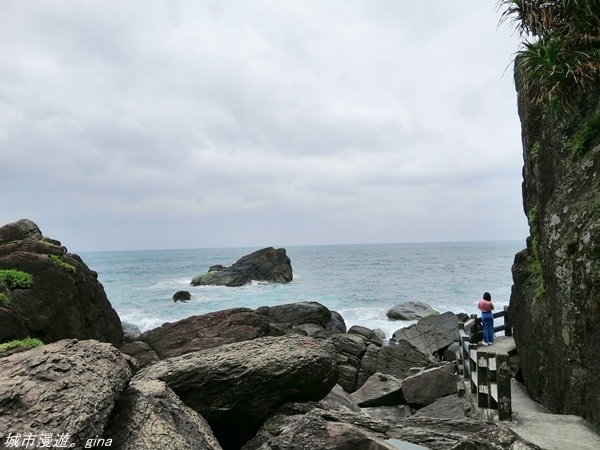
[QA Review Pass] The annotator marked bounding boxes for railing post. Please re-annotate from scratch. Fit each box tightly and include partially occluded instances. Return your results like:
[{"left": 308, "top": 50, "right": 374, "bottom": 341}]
[
  {"left": 462, "top": 334, "right": 471, "bottom": 379},
  {"left": 504, "top": 305, "right": 513, "bottom": 337},
  {"left": 496, "top": 354, "right": 512, "bottom": 420},
  {"left": 469, "top": 342, "right": 478, "bottom": 394},
  {"left": 477, "top": 350, "right": 489, "bottom": 408}
]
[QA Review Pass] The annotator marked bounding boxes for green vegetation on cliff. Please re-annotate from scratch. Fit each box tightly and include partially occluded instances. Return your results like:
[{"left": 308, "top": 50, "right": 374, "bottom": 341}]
[
  {"left": 49, "top": 254, "right": 76, "bottom": 273},
  {"left": 0, "top": 269, "right": 34, "bottom": 289},
  {"left": 0, "top": 338, "right": 44, "bottom": 352},
  {"left": 0, "top": 293, "right": 10, "bottom": 307},
  {"left": 499, "top": 0, "right": 600, "bottom": 109}
]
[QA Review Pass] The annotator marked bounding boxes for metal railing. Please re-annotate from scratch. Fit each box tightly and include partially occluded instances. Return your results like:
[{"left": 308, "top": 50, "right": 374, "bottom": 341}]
[{"left": 457, "top": 306, "right": 513, "bottom": 421}]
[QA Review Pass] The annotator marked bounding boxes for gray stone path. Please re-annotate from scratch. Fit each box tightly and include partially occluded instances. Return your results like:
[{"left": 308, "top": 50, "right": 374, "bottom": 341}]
[{"left": 504, "top": 379, "right": 600, "bottom": 450}]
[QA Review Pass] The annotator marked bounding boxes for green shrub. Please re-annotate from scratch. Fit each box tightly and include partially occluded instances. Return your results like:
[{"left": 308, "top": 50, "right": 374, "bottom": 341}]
[
  {"left": 0, "top": 338, "right": 44, "bottom": 352},
  {"left": 49, "top": 255, "right": 76, "bottom": 273},
  {"left": 499, "top": 0, "right": 600, "bottom": 110},
  {"left": 0, "top": 269, "right": 34, "bottom": 289},
  {"left": 0, "top": 293, "right": 10, "bottom": 307},
  {"left": 571, "top": 111, "right": 600, "bottom": 155}
]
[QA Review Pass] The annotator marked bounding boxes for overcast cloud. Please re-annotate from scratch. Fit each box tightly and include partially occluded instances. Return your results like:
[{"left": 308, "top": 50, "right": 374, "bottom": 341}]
[{"left": 0, "top": 0, "right": 527, "bottom": 251}]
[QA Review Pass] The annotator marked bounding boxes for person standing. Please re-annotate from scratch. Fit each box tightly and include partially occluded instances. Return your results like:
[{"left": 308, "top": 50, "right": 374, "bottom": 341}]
[{"left": 478, "top": 292, "right": 495, "bottom": 345}]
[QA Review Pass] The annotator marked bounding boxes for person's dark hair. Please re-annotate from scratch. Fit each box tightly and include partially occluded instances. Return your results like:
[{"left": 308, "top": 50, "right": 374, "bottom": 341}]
[{"left": 483, "top": 292, "right": 491, "bottom": 301}]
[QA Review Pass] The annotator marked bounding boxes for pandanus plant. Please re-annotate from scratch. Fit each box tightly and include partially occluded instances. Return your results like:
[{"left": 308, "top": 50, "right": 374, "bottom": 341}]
[{"left": 498, "top": 0, "right": 600, "bottom": 108}]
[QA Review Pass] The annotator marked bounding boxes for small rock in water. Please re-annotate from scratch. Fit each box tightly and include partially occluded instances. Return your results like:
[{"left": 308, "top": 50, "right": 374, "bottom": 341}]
[{"left": 173, "top": 291, "right": 191, "bottom": 302}]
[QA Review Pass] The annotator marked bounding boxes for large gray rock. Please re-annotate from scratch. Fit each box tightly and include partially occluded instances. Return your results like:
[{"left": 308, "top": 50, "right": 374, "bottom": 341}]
[
  {"left": 0, "top": 219, "right": 123, "bottom": 346},
  {"left": 357, "top": 340, "right": 431, "bottom": 388},
  {"left": 348, "top": 325, "right": 384, "bottom": 346},
  {"left": 242, "top": 409, "right": 397, "bottom": 450},
  {"left": 104, "top": 378, "right": 222, "bottom": 450},
  {"left": 119, "top": 340, "right": 160, "bottom": 368},
  {"left": 351, "top": 372, "right": 404, "bottom": 407},
  {"left": 361, "top": 405, "right": 411, "bottom": 422},
  {"left": 413, "top": 394, "right": 471, "bottom": 419},
  {"left": 318, "top": 384, "right": 362, "bottom": 413},
  {"left": 122, "top": 321, "right": 142, "bottom": 342},
  {"left": 392, "top": 312, "right": 460, "bottom": 358},
  {"left": 402, "top": 364, "right": 457, "bottom": 408},
  {"left": 256, "top": 301, "right": 346, "bottom": 336},
  {"left": 0, "top": 339, "right": 132, "bottom": 448},
  {"left": 191, "top": 247, "right": 292, "bottom": 287},
  {"left": 329, "top": 333, "right": 367, "bottom": 392},
  {"left": 387, "top": 416, "right": 540, "bottom": 450},
  {"left": 387, "top": 301, "right": 440, "bottom": 320},
  {"left": 136, "top": 334, "right": 338, "bottom": 449},
  {"left": 139, "top": 308, "right": 273, "bottom": 358}
]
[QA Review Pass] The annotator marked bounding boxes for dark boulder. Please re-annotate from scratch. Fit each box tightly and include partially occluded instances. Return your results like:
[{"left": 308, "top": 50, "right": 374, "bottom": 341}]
[
  {"left": 318, "top": 384, "right": 363, "bottom": 413},
  {"left": 191, "top": 247, "right": 292, "bottom": 287},
  {"left": 413, "top": 394, "right": 471, "bottom": 419},
  {"left": 119, "top": 340, "right": 160, "bottom": 368},
  {"left": 362, "top": 405, "right": 411, "bottom": 422},
  {"left": 104, "top": 378, "right": 222, "bottom": 450},
  {"left": 328, "top": 333, "right": 367, "bottom": 392},
  {"left": 0, "top": 219, "right": 123, "bottom": 346},
  {"left": 256, "top": 301, "right": 346, "bottom": 336},
  {"left": 387, "top": 301, "right": 440, "bottom": 320},
  {"left": 136, "top": 334, "right": 338, "bottom": 449},
  {"left": 348, "top": 325, "right": 384, "bottom": 346},
  {"left": 139, "top": 308, "right": 273, "bottom": 359},
  {"left": 350, "top": 372, "right": 404, "bottom": 407},
  {"left": 357, "top": 340, "right": 431, "bottom": 388},
  {"left": 392, "top": 312, "right": 460, "bottom": 359},
  {"left": 0, "top": 339, "right": 132, "bottom": 448},
  {"left": 401, "top": 364, "right": 457, "bottom": 408},
  {"left": 172, "top": 290, "right": 191, "bottom": 302},
  {"left": 386, "top": 416, "right": 539, "bottom": 449},
  {"left": 242, "top": 409, "right": 397, "bottom": 450}
]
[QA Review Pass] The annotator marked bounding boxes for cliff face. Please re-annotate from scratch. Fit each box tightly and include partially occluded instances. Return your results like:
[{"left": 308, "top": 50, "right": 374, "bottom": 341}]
[{"left": 510, "top": 69, "right": 600, "bottom": 426}]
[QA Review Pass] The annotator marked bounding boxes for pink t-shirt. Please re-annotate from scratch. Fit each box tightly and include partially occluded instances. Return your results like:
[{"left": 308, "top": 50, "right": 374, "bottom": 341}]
[{"left": 477, "top": 299, "right": 494, "bottom": 313}]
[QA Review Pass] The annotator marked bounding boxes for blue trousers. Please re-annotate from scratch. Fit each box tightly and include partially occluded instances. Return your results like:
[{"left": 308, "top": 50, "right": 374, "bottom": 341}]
[{"left": 482, "top": 311, "right": 494, "bottom": 343}]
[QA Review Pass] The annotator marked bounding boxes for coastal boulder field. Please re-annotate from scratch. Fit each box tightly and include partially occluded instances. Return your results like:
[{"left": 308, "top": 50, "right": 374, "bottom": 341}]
[
  {"left": 0, "top": 219, "right": 123, "bottom": 346},
  {"left": 0, "top": 220, "right": 542, "bottom": 449},
  {"left": 191, "top": 246, "right": 293, "bottom": 286}
]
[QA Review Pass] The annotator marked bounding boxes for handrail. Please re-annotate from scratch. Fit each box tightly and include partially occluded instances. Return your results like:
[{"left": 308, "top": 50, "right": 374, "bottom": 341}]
[{"left": 457, "top": 306, "right": 512, "bottom": 421}]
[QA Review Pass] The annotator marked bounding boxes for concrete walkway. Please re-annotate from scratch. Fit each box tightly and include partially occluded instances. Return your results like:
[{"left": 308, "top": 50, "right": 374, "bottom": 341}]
[
  {"left": 504, "top": 379, "right": 600, "bottom": 450},
  {"left": 465, "top": 338, "right": 600, "bottom": 449}
]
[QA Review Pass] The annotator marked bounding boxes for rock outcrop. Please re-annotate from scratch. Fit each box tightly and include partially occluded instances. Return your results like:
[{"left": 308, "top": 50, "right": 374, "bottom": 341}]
[
  {"left": 0, "top": 339, "right": 132, "bottom": 448},
  {"left": 137, "top": 302, "right": 346, "bottom": 361},
  {"left": 256, "top": 301, "right": 346, "bottom": 337},
  {"left": 191, "top": 247, "right": 292, "bottom": 286},
  {"left": 350, "top": 372, "right": 404, "bottom": 407},
  {"left": 0, "top": 219, "right": 123, "bottom": 346},
  {"left": 136, "top": 334, "right": 338, "bottom": 449},
  {"left": 392, "top": 312, "right": 460, "bottom": 359},
  {"left": 509, "top": 62, "right": 600, "bottom": 426},
  {"left": 357, "top": 339, "right": 432, "bottom": 387},
  {"left": 242, "top": 409, "right": 398, "bottom": 450},
  {"left": 104, "top": 378, "right": 222, "bottom": 450},
  {"left": 401, "top": 364, "right": 457, "bottom": 408},
  {"left": 138, "top": 307, "right": 273, "bottom": 359},
  {"left": 387, "top": 301, "right": 440, "bottom": 320}
]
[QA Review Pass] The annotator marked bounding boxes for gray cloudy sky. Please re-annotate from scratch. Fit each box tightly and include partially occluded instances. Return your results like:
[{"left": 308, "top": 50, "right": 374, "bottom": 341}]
[{"left": 0, "top": 1, "right": 528, "bottom": 251}]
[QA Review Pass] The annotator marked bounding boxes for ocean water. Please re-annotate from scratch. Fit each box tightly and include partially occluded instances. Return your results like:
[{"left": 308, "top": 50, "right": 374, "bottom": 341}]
[{"left": 80, "top": 241, "right": 524, "bottom": 339}]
